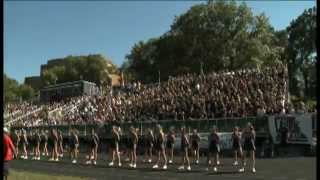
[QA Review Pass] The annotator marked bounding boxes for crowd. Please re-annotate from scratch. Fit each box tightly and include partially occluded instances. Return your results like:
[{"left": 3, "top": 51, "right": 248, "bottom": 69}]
[
  {"left": 58, "top": 65, "right": 289, "bottom": 125},
  {"left": 6, "top": 99, "right": 82, "bottom": 127},
  {"left": 6, "top": 65, "right": 294, "bottom": 126},
  {"left": 4, "top": 102, "right": 40, "bottom": 120}
]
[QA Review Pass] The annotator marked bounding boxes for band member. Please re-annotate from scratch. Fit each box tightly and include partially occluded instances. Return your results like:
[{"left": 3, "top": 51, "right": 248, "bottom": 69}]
[
  {"left": 33, "top": 130, "right": 41, "bottom": 160},
  {"left": 166, "top": 127, "right": 176, "bottom": 164},
  {"left": 178, "top": 126, "right": 191, "bottom": 171},
  {"left": 119, "top": 127, "right": 130, "bottom": 162},
  {"left": 153, "top": 125, "right": 167, "bottom": 170},
  {"left": 69, "top": 129, "right": 79, "bottom": 164},
  {"left": 128, "top": 126, "right": 138, "bottom": 168},
  {"left": 108, "top": 126, "right": 122, "bottom": 167},
  {"left": 206, "top": 126, "right": 220, "bottom": 172},
  {"left": 190, "top": 129, "right": 201, "bottom": 164},
  {"left": 21, "top": 129, "right": 28, "bottom": 160},
  {"left": 143, "top": 128, "right": 154, "bottom": 163},
  {"left": 49, "top": 128, "right": 59, "bottom": 161},
  {"left": 13, "top": 130, "right": 21, "bottom": 158},
  {"left": 42, "top": 130, "right": 49, "bottom": 156},
  {"left": 58, "top": 130, "right": 64, "bottom": 158},
  {"left": 231, "top": 126, "right": 242, "bottom": 166},
  {"left": 239, "top": 123, "right": 256, "bottom": 173},
  {"left": 86, "top": 128, "right": 99, "bottom": 165}
]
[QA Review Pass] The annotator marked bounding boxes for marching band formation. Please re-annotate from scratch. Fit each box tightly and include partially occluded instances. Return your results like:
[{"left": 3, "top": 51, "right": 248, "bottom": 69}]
[{"left": 12, "top": 123, "right": 257, "bottom": 173}]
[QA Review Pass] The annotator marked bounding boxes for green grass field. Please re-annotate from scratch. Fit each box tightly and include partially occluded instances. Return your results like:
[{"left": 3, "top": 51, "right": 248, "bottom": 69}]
[
  {"left": 10, "top": 156, "right": 316, "bottom": 180},
  {"left": 9, "top": 170, "right": 88, "bottom": 180}
]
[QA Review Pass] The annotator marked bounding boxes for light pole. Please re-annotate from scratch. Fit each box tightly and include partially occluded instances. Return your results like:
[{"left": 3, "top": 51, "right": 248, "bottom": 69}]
[
  {"left": 200, "top": 61, "right": 204, "bottom": 75},
  {"left": 158, "top": 70, "right": 161, "bottom": 86}
]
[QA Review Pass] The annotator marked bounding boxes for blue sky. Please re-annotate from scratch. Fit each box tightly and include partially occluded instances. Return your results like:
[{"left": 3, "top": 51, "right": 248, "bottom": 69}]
[{"left": 4, "top": 1, "right": 316, "bottom": 83}]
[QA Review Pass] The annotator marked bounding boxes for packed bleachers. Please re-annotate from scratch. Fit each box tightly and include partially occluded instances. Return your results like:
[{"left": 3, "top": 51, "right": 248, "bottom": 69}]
[
  {"left": 6, "top": 65, "right": 293, "bottom": 127},
  {"left": 4, "top": 102, "right": 40, "bottom": 120},
  {"left": 5, "top": 97, "right": 87, "bottom": 127}
]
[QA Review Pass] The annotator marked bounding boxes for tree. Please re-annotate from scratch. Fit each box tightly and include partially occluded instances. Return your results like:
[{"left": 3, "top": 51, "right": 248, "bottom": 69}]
[
  {"left": 124, "top": 1, "right": 282, "bottom": 83},
  {"left": 125, "top": 39, "right": 160, "bottom": 83},
  {"left": 18, "top": 84, "right": 35, "bottom": 101},
  {"left": 119, "top": 61, "right": 135, "bottom": 84},
  {"left": 42, "top": 69, "right": 58, "bottom": 86},
  {"left": 41, "top": 54, "right": 117, "bottom": 87},
  {"left": 4, "top": 74, "right": 20, "bottom": 103},
  {"left": 4, "top": 73, "right": 36, "bottom": 103},
  {"left": 286, "top": 7, "right": 316, "bottom": 99}
]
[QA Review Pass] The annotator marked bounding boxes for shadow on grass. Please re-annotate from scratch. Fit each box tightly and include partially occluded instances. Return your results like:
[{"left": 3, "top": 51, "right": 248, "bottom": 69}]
[{"left": 207, "top": 170, "right": 242, "bottom": 175}]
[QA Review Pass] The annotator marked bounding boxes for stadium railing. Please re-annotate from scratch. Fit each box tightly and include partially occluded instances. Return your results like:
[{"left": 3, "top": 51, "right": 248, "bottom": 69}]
[
  {"left": 11, "top": 116, "right": 269, "bottom": 137},
  {"left": 5, "top": 107, "right": 43, "bottom": 126}
]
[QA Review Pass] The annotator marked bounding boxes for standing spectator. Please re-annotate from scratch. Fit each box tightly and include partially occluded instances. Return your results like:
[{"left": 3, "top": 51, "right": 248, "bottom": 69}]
[
  {"left": 58, "top": 130, "right": 64, "bottom": 158},
  {"left": 279, "top": 123, "right": 289, "bottom": 156},
  {"left": 42, "top": 130, "right": 49, "bottom": 156},
  {"left": 166, "top": 128, "right": 176, "bottom": 164},
  {"left": 33, "top": 129, "right": 41, "bottom": 160},
  {"left": 86, "top": 128, "right": 99, "bottom": 165},
  {"left": 13, "top": 130, "right": 20, "bottom": 158},
  {"left": 152, "top": 125, "right": 167, "bottom": 170},
  {"left": 21, "top": 129, "right": 28, "bottom": 160},
  {"left": 68, "top": 129, "right": 79, "bottom": 164},
  {"left": 231, "top": 126, "right": 242, "bottom": 166},
  {"left": 49, "top": 129, "right": 59, "bottom": 162},
  {"left": 177, "top": 126, "right": 191, "bottom": 171},
  {"left": 206, "top": 126, "right": 220, "bottom": 172},
  {"left": 261, "top": 134, "right": 274, "bottom": 158},
  {"left": 143, "top": 128, "right": 154, "bottom": 163},
  {"left": 4, "top": 127, "right": 17, "bottom": 180},
  {"left": 190, "top": 129, "right": 201, "bottom": 164},
  {"left": 239, "top": 123, "right": 256, "bottom": 173},
  {"left": 108, "top": 126, "right": 121, "bottom": 167},
  {"left": 128, "top": 126, "right": 138, "bottom": 168},
  {"left": 30, "top": 131, "right": 35, "bottom": 157}
]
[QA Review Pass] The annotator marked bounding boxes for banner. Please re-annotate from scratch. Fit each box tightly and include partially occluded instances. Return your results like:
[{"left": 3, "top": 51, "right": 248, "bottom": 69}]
[
  {"left": 268, "top": 113, "right": 313, "bottom": 145},
  {"left": 217, "top": 132, "right": 233, "bottom": 150}
]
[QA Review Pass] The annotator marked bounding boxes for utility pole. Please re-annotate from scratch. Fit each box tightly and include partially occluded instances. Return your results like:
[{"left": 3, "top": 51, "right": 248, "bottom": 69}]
[
  {"left": 158, "top": 70, "right": 161, "bottom": 86},
  {"left": 200, "top": 61, "right": 204, "bottom": 76}
]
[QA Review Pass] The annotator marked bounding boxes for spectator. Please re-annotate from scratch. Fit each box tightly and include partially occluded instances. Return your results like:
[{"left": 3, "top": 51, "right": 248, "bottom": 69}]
[{"left": 4, "top": 127, "right": 17, "bottom": 180}]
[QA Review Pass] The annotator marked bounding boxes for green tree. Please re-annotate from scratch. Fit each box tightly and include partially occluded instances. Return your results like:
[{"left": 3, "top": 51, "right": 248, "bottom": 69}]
[
  {"left": 51, "top": 66, "right": 66, "bottom": 84},
  {"left": 42, "top": 69, "right": 58, "bottom": 86},
  {"left": 286, "top": 7, "right": 316, "bottom": 99},
  {"left": 4, "top": 74, "right": 20, "bottom": 103},
  {"left": 18, "top": 84, "right": 35, "bottom": 101},
  {"left": 124, "top": 1, "right": 282, "bottom": 83},
  {"left": 125, "top": 39, "right": 160, "bottom": 83},
  {"left": 41, "top": 54, "right": 117, "bottom": 87},
  {"left": 274, "top": 30, "right": 289, "bottom": 63},
  {"left": 4, "top": 74, "right": 36, "bottom": 103}
]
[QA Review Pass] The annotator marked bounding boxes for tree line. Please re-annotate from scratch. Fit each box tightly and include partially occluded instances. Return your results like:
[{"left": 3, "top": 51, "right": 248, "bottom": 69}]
[{"left": 4, "top": 74, "right": 35, "bottom": 103}]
